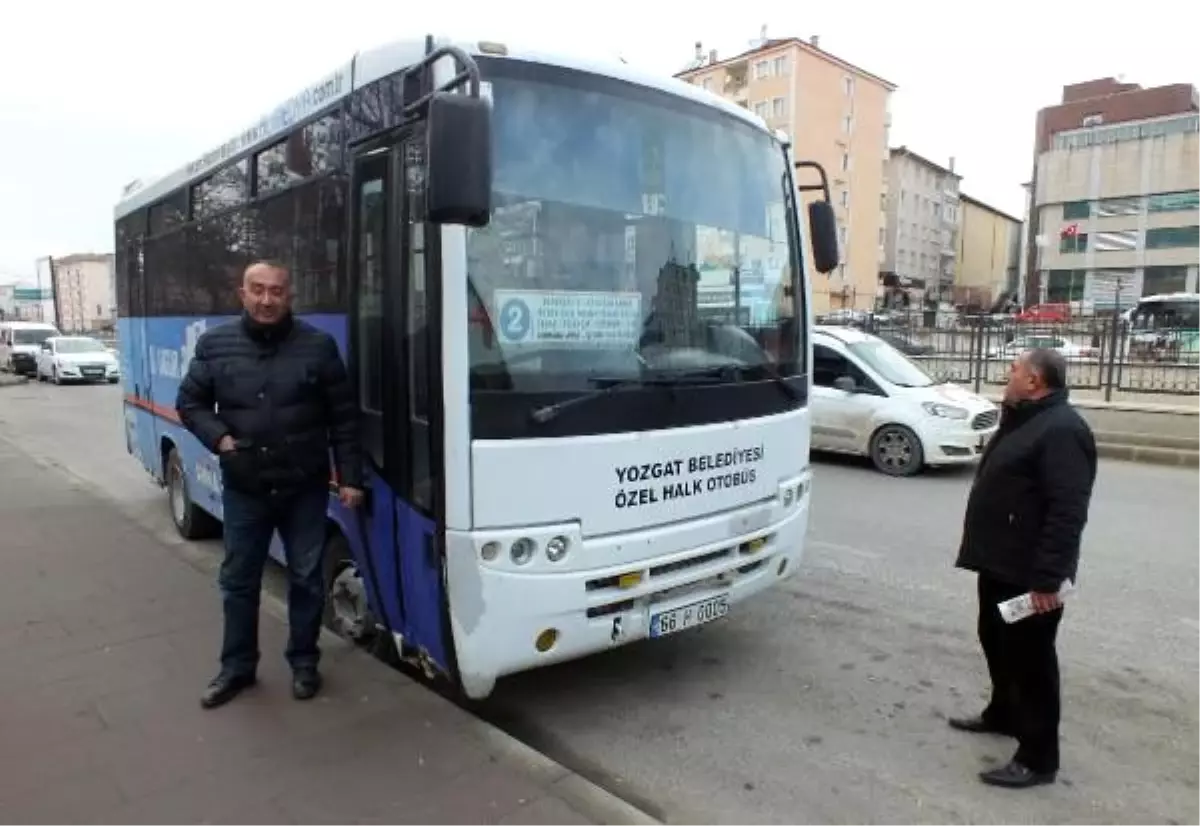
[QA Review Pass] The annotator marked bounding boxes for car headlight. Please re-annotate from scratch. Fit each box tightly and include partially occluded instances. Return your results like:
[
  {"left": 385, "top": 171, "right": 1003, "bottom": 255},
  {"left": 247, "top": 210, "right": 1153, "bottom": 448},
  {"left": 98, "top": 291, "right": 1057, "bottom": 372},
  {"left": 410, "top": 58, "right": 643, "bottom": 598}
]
[{"left": 922, "top": 401, "right": 968, "bottom": 420}]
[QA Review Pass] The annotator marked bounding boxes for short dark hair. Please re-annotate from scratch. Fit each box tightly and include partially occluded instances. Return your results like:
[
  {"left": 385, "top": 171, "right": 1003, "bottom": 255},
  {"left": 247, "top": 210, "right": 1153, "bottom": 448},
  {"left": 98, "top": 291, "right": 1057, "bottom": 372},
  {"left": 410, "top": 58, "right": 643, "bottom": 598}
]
[{"left": 1025, "top": 347, "right": 1067, "bottom": 390}]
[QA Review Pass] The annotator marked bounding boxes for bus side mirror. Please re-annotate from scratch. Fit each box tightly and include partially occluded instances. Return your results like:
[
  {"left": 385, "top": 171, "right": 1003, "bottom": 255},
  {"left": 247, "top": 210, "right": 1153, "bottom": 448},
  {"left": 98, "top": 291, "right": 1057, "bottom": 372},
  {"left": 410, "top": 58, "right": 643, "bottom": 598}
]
[
  {"left": 425, "top": 91, "right": 493, "bottom": 228},
  {"left": 808, "top": 200, "right": 840, "bottom": 275}
]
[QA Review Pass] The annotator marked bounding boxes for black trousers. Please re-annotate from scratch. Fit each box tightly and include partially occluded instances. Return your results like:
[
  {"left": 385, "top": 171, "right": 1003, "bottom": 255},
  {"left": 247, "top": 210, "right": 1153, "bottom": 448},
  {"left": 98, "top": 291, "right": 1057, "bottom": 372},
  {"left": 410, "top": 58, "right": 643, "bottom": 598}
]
[{"left": 977, "top": 573, "right": 1064, "bottom": 774}]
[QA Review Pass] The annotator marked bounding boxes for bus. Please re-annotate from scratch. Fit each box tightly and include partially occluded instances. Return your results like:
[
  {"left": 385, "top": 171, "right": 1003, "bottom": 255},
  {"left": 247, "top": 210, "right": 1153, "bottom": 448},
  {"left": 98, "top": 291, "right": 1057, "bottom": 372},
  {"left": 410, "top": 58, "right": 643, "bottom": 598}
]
[
  {"left": 113, "top": 36, "right": 839, "bottom": 700},
  {"left": 1124, "top": 292, "right": 1199, "bottom": 362}
]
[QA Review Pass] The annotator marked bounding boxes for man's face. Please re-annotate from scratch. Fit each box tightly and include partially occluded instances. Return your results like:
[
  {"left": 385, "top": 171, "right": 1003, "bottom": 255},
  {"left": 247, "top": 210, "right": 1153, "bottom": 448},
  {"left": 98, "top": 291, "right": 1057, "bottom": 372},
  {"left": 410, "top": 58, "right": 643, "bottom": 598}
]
[
  {"left": 239, "top": 264, "right": 291, "bottom": 325},
  {"left": 1003, "top": 352, "right": 1040, "bottom": 404}
]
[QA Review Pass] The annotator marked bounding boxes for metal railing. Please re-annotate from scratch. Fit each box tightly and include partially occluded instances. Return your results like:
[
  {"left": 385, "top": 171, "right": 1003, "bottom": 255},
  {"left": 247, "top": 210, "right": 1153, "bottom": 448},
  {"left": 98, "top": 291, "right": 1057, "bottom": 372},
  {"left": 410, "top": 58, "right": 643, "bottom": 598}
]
[{"left": 833, "top": 311, "right": 1200, "bottom": 399}]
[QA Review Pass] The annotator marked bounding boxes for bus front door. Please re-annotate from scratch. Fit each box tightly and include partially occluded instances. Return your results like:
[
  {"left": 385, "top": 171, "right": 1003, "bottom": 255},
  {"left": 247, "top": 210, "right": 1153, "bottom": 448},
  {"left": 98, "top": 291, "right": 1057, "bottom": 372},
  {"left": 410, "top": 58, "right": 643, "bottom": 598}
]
[{"left": 347, "top": 134, "right": 452, "bottom": 679}]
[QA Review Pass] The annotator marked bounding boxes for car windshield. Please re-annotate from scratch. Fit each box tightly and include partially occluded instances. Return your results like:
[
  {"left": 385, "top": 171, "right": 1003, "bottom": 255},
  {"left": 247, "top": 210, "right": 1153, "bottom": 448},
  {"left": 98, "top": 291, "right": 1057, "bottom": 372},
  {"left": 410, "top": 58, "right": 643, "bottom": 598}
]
[
  {"left": 14, "top": 329, "right": 55, "bottom": 345},
  {"left": 55, "top": 338, "right": 106, "bottom": 354},
  {"left": 847, "top": 339, "right": 935, "bottom": 388},
  {"left": 465, "top": 64, "right": 802, "bottom": 438}
]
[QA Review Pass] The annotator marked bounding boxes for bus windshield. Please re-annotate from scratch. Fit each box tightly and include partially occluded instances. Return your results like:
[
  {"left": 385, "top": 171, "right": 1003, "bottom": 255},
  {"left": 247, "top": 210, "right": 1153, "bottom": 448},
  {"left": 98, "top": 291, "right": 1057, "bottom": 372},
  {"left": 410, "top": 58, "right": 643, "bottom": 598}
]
[{"left": 466, "top": 66, "right": 801, "bottom": 436}]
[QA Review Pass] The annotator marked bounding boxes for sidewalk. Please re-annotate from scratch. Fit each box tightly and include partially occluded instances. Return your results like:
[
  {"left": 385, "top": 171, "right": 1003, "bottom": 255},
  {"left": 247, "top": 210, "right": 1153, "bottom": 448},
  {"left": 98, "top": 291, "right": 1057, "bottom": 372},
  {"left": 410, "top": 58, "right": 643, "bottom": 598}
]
[{"left": 0, "top": 437, "right": 655, "bottom": 825}]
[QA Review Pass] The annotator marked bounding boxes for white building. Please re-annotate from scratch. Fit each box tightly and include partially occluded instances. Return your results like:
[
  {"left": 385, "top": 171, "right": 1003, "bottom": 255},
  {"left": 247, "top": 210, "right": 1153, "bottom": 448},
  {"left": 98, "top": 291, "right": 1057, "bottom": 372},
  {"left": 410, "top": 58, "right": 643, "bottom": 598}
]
[{"left": 52, "top": 253, "right": 116, "bottom": 332}]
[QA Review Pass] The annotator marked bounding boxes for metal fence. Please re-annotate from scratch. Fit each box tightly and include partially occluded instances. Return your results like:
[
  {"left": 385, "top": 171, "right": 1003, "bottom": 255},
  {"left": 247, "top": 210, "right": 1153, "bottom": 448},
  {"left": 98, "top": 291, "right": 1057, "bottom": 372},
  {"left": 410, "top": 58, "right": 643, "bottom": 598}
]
[{"left": 849, "top": 313, "right": 1200, "bottom": 399}]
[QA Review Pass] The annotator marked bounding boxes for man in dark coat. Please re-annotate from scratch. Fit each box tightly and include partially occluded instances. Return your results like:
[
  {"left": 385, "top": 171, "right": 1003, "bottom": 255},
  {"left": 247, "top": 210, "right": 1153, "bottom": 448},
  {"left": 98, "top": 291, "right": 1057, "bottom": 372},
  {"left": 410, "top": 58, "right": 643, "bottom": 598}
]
[
  {"left": 177, "top": 260, "right": 363, "bottom": 709},
  {"left": 950, "top": 347, "right": 1097, "bottom": 787}
]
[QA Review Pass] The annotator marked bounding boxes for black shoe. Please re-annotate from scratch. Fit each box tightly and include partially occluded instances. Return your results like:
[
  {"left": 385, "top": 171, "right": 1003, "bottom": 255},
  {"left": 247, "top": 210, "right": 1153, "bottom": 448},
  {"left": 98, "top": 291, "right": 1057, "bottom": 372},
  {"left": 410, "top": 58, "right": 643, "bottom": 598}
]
[
  {"left": 292, "top": 669, "right": 322, "bottom": 701},
  {"left": 948, "top": 714, "right": 1015, "bottom": 736},
  {"left": 200, "top": 672, "right": 257, "bottom": 709},
  {"left": 979, "top": 760, "right": 1056, "bottom": 788}
]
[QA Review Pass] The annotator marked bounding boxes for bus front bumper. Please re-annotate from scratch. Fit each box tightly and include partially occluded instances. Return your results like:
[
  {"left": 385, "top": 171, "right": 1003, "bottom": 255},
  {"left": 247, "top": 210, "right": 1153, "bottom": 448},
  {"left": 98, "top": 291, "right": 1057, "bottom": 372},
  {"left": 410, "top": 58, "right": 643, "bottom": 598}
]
[{"left": 443, "top": 475, "right": 812, "bottom": 699}]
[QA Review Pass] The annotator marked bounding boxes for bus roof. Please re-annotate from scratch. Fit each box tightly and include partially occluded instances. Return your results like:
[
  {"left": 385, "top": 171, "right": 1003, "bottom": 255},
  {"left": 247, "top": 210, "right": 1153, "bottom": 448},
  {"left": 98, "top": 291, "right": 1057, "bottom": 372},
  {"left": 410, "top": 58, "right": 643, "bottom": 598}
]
[
  {"left": 114, "top": 36, "right": 770, "bottom": 221},
  {"left": 1137, "top": 292, "right": 1199, "bottom": 304}
]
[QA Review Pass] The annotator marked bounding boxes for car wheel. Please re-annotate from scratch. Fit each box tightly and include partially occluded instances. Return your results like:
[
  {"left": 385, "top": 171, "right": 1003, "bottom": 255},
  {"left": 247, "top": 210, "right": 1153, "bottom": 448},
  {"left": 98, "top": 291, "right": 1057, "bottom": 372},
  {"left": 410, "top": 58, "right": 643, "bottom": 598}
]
[
  {"left": 166, "top": 447, "right": 220, "bottom": 540},
  {"left": 52, "top": 367, "right": 61, "bottom": 385},
  {"left": 869, "top": 424, "right": 925, "bottom": 477}
]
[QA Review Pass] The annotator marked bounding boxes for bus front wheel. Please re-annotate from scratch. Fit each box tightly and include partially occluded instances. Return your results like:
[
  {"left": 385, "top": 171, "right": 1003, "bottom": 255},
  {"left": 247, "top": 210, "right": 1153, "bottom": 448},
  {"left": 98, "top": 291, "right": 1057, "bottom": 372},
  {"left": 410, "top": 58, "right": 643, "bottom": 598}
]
[{"left": 166, "top": 448, "right": 220, "bottom": 540}]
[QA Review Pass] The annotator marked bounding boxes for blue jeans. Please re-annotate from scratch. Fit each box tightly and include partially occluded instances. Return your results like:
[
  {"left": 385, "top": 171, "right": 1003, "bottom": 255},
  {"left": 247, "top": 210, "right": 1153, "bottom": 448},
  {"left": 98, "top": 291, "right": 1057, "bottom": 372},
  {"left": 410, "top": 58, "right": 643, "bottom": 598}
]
[{"left": 218, "top": 485, "right": 329, "bottom": 677}]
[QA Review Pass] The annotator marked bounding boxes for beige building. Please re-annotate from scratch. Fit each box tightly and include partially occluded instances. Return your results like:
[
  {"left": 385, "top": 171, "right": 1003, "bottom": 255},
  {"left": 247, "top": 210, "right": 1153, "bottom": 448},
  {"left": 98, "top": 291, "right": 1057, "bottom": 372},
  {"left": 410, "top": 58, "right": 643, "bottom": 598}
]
[
  {"left": 677, "top": 32, "right": 896, "bottom": 313},
  {"left": 882, "top": 147, "right": 961, "bottom": 304},
  {"left": 52, "top": 253, "right": 116, "bottom": 332},
  {"left": 1033, "top": 111, "right": 1199, "bottom": 308},
  {"left": 954, "top": 194, "right": 1022, "bottom": 311}
]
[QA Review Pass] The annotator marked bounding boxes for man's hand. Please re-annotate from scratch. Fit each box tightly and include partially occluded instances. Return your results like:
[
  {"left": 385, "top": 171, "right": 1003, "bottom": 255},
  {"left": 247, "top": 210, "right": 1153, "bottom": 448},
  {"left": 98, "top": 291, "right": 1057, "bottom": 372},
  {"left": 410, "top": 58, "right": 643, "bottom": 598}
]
[
  {"left": 216, "top": 435, "right": 236, "bottom": 454},
  {"left": 1030, "top": 591, "right": 1063, "bottom": 614},
  {"left": 338, "top": 486, "right": 365, "bottom": 509}
]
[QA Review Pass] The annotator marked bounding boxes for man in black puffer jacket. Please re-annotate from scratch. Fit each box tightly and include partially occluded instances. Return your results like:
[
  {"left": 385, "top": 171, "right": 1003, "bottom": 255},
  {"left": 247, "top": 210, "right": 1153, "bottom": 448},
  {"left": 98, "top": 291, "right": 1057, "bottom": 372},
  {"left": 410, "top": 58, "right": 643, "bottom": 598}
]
[
  {"left": 177, "top": 260, "right": 363, "bottom": 710},
  {"left": 949, "top": 347, "right": 1097, "bottom": 788}
]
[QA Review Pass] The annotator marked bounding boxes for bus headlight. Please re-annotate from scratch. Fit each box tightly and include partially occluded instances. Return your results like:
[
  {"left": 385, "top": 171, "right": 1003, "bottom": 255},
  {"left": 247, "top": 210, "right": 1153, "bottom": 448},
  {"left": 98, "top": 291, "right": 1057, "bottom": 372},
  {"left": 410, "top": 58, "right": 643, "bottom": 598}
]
[
  {"left": 510, "top": 537, "right": 536, "bottom": 565},
  {"left": 545, "top": 536, "right": 570, "bottom": 562}
]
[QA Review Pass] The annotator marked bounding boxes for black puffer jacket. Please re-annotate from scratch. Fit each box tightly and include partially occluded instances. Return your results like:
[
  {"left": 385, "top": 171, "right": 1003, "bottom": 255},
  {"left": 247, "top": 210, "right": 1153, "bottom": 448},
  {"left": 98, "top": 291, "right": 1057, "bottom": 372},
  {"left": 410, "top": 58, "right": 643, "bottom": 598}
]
[
  {"left": 956, "top": 389, "right": 1097, "bottom": 592},
  {"left": 176, "top": 313, "right": 362, "bottom": 495}
]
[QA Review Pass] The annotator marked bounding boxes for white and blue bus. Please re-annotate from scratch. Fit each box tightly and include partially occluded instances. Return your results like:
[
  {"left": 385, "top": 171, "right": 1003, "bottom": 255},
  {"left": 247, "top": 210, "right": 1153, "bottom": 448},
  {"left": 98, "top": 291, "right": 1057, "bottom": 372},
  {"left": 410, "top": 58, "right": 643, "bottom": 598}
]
[{"left": 114, "top": 36, "right": 839, "bottom": 699}]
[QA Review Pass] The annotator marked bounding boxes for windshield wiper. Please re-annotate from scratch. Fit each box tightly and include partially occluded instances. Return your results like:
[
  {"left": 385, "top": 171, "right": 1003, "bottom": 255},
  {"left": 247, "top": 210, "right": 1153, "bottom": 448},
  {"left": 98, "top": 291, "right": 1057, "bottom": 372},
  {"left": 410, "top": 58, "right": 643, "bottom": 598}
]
[
  {"left": 529, "top": 370, "right": 727, "bottom": 425},
  {"left": 673, "top": 364, "right": 803, "bottom": 403},
  {"left": 529, "top": 364, "right": 802, "bottom": 426}
]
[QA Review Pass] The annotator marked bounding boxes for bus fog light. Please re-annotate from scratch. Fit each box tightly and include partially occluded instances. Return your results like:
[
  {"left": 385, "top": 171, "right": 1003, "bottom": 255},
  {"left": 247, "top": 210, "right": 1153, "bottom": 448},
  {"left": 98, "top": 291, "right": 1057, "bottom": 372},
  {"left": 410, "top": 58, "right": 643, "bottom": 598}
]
[
  {"left": 545, "top": 536, "right": 570, "bottom": 562},
  {"left": 535, "top": 628, "right": 559, "bottom": 652},
  {"left": 782, "top": 488, "right": 794, "bottom": 506},
  {"left": 510, "top": 538, "right": 536, "bottom": 565},
  {"left": 480, "top": 541, "right": 501, "bottom": 561}
]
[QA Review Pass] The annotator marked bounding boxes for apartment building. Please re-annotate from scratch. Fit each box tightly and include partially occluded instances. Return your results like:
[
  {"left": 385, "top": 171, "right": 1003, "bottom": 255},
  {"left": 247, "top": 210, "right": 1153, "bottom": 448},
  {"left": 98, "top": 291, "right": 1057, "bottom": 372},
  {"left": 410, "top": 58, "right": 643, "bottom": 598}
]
[
  {"left": 1024, "top": 78, "right": 1199, "bottom": 308},
  {"left": 881, "top": 146, "right": 961, "bottom": 305},
  {"left": 954, "top": 194, "right": 1022, "bottom": 310},
  {"left": 1034, "top": 111, "right": 1199, "bottom": 308},
  {"left": 677, "top": 31, "right": 896, "bottom": 313},
  {"left": 52, "top": 253, "right": 116, "bottom": 332}
]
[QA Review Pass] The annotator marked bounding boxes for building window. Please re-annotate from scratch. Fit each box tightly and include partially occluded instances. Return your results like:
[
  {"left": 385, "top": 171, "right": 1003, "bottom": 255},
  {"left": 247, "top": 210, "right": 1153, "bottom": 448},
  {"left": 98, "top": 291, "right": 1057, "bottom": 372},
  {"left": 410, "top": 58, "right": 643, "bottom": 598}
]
[
  {"left": 1095, "top": 197, "right": 1142, "bottom": 217},
  {"left": 772, "top": 56, "right": 789, "bottom": 75},
  {"left": 1142, "top": 265, "right": 1189, "bottom": 296},
  {"left": 1045, "top": 269, "right": 1087, "bottom": 303},
  {"left": 843, "top": 76, "right": 855, "bottom": 97},
  {"left": 1145, "top": 225, "right": 1200, "bottom": 249},
  {"left": 1062, "top": 201, "right": 1090, "bottom": 220},
  {"left": 841, "top": 190, "right": 850, "bottom": 208},
  {"left": 754, "top": 60, "right": 770, "bottom": 79},
  {"left": 842, "top": 114, "right": 853, "bottom": 134},
  {"left": 772, "top": 97, "right": 787, "bottom": 118},
  {"left": 880, "top": 193, "right": 887, "bottom": 210},
  {"left": 1060, "top": 232, "right": 1088, "bottom": 254},
  {"left": 878, "top": 227, "right": 886, "bottom": 245},
  {"left": 1093, "top": 229, "right": 1139, "bottom": 251},
  {"left": 753, "top": 101, "right": 769, "bottom": 118},
  {"left": 1148, "top": 190, "right": 1200, "bottom": 212},
  {"left": 701, "top": 77, "right": 713, "bottom": 91},
  {"left": 841, "top": 153, "right": 850, "bottom": 172}
]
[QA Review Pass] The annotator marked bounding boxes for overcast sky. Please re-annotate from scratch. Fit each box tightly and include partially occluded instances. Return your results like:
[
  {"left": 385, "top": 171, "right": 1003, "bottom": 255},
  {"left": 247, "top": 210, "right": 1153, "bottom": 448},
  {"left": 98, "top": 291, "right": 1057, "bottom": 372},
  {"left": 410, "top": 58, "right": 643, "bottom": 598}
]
[{"left": 1, "top": 0, "right": 1194, "bottom": 282}]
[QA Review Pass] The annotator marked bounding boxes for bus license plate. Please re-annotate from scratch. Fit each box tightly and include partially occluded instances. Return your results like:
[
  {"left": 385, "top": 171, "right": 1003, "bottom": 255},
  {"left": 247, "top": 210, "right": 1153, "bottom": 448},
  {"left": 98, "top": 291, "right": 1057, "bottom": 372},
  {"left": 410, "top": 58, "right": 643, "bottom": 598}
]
[{"left": 650, "top": 595, "right": 729, "bottom": 638}]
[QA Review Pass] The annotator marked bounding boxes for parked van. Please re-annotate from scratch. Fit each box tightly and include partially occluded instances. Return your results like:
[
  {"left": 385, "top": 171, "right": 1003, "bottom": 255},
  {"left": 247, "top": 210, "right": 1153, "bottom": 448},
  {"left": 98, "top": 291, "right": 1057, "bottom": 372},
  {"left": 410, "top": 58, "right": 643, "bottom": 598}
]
[
  {"left": 812, "top": 326, "right": 1000, "bottom": 476},
  {"left": 0, "top": 321, "right": 61, "bottom": 376}
]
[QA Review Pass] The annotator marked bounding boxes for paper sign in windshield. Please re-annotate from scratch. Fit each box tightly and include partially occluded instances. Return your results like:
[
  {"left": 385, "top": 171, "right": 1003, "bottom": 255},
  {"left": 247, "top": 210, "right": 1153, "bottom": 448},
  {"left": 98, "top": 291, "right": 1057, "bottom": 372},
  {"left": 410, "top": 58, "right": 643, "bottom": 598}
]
[{"left": 493, "top": 289, "right": 643, "bottom": 347}]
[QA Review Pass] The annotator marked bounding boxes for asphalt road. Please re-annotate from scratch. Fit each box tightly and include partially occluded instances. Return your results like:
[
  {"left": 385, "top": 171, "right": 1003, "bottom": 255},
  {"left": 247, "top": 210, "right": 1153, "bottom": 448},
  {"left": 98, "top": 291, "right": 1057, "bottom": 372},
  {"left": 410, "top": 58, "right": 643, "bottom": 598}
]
[{"left": 2, "top": 380, "right": 1196, "bottom": 825}]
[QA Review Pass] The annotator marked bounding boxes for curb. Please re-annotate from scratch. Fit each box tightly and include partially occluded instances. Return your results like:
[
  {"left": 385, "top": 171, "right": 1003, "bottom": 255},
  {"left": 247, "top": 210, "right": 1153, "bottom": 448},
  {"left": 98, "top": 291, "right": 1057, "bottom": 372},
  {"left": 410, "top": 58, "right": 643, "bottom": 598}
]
[
  {"left": 1096, "top": 441, "right": 1199, "bottom": 468},
  {"left": 0, "top": 429, "right": 663, "bottom": 826},
  {"left": 1093, "top": 430, "right": 1200, "bottom": 451}
]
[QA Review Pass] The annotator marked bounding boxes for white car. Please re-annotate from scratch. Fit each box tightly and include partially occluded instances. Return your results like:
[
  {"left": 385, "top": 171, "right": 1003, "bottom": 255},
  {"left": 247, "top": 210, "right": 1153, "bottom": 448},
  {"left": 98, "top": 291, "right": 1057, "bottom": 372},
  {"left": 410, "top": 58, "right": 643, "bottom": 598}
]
[
  {"left": 988, "top": 334, "right": 1097, "bottom": 361},
  {"left": 35, "top": 336, "right": 121, "bottom": 385},
  {"left": 812, "top": 327, "right": 999, "bottom": 476}
]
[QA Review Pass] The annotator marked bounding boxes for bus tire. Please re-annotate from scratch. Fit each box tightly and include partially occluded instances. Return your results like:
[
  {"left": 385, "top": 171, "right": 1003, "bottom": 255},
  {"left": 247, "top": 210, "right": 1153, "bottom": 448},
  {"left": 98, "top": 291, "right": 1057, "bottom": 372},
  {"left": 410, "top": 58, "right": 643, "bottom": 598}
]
[
  {"left": 322, "top": 531, "right": 379, "bottom": 646},
  {"left": 166, "top": 447, "right": 220, "bottom": 540}
]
